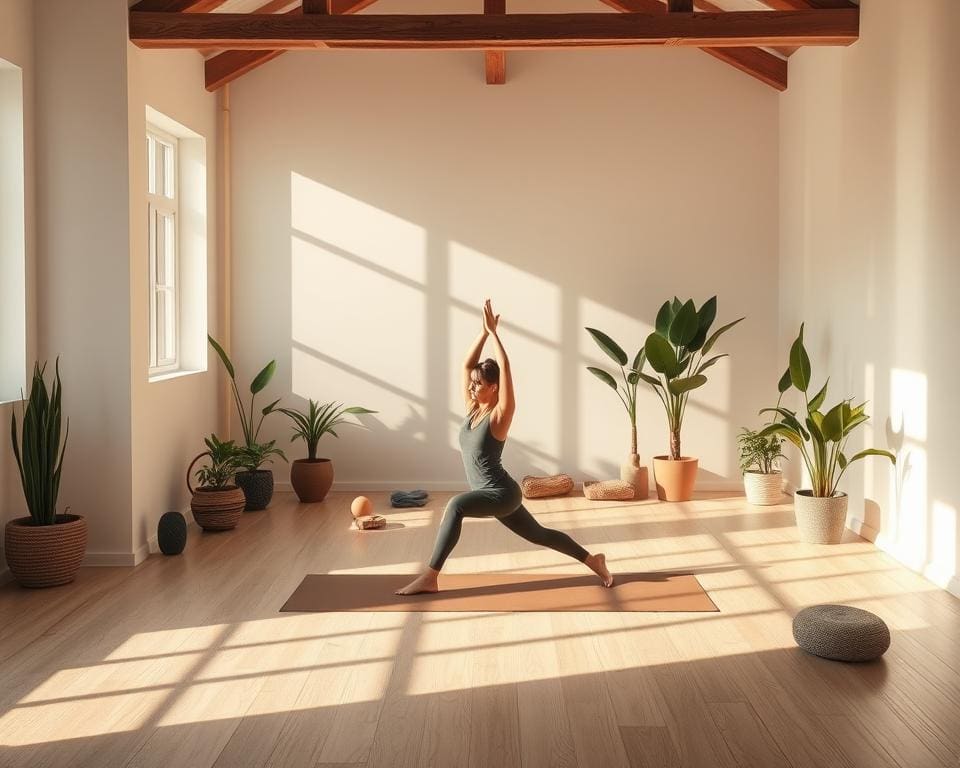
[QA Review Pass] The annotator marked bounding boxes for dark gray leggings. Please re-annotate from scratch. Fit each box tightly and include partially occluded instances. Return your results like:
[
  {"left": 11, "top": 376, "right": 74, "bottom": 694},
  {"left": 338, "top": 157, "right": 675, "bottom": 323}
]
[{"left": 428, "top": 486, "right": 589, "bottom": 570}]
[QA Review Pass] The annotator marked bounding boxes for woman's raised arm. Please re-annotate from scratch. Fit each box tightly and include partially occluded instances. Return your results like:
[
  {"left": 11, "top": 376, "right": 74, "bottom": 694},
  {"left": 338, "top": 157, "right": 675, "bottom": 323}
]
[{"left": 483, "top": 300, "right": 515, "bottom": 439}]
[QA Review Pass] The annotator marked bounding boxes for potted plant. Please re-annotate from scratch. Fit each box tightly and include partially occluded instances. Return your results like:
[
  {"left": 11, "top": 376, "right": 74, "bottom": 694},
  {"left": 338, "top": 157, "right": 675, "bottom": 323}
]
[
  {"left": 757, "top": 324, "right": 895, "bottom": 543},
  {"left": 208, "top": 335, "right": 284, "bottom": 510},
  {"left": 187, "top": 434, "right": 246, "bottom": 531},
  {"left": 737, "top": 373, "right": 790, "bottom": 505},
  {"left": 5, "top": 359, "right": 86, "bottom": 588},
  {"left": 279, "top": 399, "right": 376, "bottom": 503},
  {"left": 584, "top": 327, "right": 649, "bottom": 499},
  {"left": 640, "top": 296, "right": 744, "bottom": 501}
]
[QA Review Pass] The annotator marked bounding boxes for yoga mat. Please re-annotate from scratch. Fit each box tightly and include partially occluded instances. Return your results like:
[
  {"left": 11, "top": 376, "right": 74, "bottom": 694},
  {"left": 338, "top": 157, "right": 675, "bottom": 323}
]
[{"left": 280, "top": 572, "right": 718, "bottom": 613}]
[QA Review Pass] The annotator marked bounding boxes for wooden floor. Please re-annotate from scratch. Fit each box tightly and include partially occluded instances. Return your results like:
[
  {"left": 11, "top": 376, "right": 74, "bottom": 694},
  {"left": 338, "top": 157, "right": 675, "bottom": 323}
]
[{"left": 1, "top": 490, "right": 959, "bottom": 768}]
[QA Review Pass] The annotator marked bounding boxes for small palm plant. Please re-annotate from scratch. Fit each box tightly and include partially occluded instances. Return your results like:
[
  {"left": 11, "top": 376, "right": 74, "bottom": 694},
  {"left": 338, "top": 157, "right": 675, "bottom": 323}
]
[
  {"left": 279, "top": 399, "right": 377, "bottom": 459},
  {"left": 584, "top": 328, "right": 646, "bottom": 457},
  {"left": 11, "top": 360, "right": 69, "bottom": 525}
]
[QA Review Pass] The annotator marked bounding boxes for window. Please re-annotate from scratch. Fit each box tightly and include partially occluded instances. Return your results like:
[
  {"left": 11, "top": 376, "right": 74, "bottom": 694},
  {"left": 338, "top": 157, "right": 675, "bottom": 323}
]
[
  {"left": 147, "top": 127, "right": 180, "bottom": 375},
  {"left": 0, "top": 58, "right": 26, "bottom": 403}
]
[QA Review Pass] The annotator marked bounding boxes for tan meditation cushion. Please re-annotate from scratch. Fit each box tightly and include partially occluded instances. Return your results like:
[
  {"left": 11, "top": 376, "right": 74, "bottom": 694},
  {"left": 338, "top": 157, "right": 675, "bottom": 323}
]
[
  {"left": 583, "top": 480, "right": 636, "bottom": 501},
  {"left": 521, "top": 474, "right": 575, "bottom": 499}
]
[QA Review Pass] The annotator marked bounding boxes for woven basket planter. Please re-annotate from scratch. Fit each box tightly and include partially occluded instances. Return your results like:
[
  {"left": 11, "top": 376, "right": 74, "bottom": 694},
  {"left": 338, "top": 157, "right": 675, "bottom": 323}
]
[
  {"left": 4, "top": 514, "right": 87, "bottom": 588},
  {"left": 744, "top": 472, "right": 784, "bottom": 506},
  {"left": 290, "top": 458, "right": 334, "bottom": 503},
  {"left": 187, "top": 452, "right": 245, "bottom": 531},
  {"left": 235, "top": 469, "right": 274, "bottom": 511},
  {"left": 794, "top": 490, "right": 848, "bottom": 544},
  {"left": 521, "top": 474, "right": 574, "bottom": 499},
  {"left": 583, "top": 480, "right": 636, "bottom": 501}
]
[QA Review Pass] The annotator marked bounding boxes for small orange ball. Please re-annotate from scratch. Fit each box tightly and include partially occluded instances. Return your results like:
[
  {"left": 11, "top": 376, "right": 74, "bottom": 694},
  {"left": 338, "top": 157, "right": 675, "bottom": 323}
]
[{"left": 351, "top": 496, "right": 372, "bottom": 519}]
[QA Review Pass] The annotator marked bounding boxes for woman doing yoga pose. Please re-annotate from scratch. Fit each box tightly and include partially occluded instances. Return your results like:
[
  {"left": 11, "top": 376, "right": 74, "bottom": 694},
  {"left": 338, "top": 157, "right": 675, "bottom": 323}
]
[{"left": 395, "top": 299, "right": 613, "bottom": 595}]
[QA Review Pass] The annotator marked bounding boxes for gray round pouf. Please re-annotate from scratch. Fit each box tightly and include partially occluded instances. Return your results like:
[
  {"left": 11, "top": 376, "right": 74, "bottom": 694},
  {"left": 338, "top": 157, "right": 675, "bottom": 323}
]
[{"left": 793, "top": 604, "right": 890, "bottom": 662}]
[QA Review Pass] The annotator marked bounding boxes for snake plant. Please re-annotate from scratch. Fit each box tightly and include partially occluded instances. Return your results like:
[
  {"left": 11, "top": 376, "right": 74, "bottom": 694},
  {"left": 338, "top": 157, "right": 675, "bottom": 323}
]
[
  {"left": 10, "top": 360, "right": 69, "bottom": 525},
  {"left": 757, "top": 324, "right": 895, "bottom": 497}
]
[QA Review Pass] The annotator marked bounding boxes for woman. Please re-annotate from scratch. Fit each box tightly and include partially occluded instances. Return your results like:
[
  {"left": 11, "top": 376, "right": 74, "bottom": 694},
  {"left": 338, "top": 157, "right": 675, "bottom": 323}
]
[{"left": 395, "top": 299, "right": 614, "bottom": 595}]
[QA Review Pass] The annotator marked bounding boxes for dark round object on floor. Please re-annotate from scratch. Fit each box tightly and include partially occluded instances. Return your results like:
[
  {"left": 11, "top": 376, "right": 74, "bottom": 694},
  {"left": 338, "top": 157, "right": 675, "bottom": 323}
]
[
  {"left": 235, "top": 469, "right": 274, "bottom": 511},
  {"left": 157, "top": 511, "right": 187, "bottom": 555},
  {"left": 793, "top": 604, "right": 890, "bottom": 662}
]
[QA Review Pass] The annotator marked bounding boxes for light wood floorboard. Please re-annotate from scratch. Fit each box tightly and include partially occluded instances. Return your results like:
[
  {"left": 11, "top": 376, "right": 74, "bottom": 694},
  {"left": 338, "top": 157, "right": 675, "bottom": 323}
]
[{"left": 1, "top": 490, "right": 958, "bottom": 768}]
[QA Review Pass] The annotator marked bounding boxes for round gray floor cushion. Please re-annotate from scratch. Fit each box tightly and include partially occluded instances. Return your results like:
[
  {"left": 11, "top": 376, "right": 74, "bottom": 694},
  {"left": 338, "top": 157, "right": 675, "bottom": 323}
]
[{"left": 793, "top": 604, "right": 890, "bottom": 662}]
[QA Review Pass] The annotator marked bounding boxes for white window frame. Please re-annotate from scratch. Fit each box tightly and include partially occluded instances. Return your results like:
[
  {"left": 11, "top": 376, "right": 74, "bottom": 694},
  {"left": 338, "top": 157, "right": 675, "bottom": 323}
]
[{"left": 147, "top": 125, "right": 180, "bottom": 376}]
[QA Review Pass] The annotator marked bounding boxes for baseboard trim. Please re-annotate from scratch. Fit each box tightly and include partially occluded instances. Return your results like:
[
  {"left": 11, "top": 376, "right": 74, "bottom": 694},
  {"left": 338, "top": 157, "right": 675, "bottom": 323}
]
[{"left": 847, "top": 516, "right": 879, "bottom": 543}]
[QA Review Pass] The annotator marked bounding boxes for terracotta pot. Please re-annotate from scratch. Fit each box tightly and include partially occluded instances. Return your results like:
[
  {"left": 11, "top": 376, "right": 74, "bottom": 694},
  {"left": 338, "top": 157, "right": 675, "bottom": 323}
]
[
  {"left": 652, "top": 456, "right": 698, "bottom": 501},
  {"left": 186, "top": 453, "right": 245, "bottom": 531},
  {"left": 620, "top": 454, "right": 649, "bottom": 500},
  {"left": 794, "top": 490, "right": 848, "bottom": 544},
  {"left": 743, "top": 471, "right": 784, "bottom": 506},
  {"left": 290, "top": 458, "right": 334, "bottom": 503},
  {"left": 4, "top": 514, "right": 87, "bottom": 588}
]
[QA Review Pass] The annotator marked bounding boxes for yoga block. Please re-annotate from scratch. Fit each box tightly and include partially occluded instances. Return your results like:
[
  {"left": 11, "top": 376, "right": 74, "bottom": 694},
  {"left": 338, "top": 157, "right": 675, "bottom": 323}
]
[{"left": 355, "top": 515, "right": 386, "bottom": 530}]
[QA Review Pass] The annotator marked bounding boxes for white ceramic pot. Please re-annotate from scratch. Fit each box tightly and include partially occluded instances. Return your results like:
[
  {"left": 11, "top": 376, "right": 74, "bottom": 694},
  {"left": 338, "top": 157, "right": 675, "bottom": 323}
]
[
  {"left": 743, "top": 471, "right": 783, "bottom": 506},
  {"left": 794, "top": 490, "right": 848, "bottom": 544}
]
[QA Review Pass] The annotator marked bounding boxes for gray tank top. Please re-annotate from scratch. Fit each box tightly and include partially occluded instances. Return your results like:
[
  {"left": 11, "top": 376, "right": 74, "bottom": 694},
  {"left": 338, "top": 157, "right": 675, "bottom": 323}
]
[{"left": 460, "top": 410, "right": 513, "bottom": 490}]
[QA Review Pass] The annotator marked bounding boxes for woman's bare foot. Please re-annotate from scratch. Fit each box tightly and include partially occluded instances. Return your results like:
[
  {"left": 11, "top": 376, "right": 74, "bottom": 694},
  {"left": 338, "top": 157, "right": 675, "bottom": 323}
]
[
  {"left": 585, "top": 553, "right": 614, "bottom": 588},
  {"left": 395, "top": 569, "right": 440, "bottom": 595}
]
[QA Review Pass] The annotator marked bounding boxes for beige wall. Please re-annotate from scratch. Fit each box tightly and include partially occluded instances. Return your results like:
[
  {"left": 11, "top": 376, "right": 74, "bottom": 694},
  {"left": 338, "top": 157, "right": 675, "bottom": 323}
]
[
  {"left": 229, "top": 0, "right": 781, "bottom": 492},
  {"left": 780, "top": 0, "right": 959, "bottom": 595},
  {"left": 0, "top": 0, "right": 36, "bottom": 575},
  {"left": 126, "top": 45, "right": 222, "bottom": 562}
]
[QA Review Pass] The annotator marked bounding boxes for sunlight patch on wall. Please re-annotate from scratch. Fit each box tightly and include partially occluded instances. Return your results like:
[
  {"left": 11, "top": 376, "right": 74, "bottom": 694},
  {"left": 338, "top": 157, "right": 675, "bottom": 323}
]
[
  {"left": 887, "top": 368, "right": 928, "bottom": 570},
  {"left": 290, "top": 172, "right": 426, "bottom": 283},
  {"left": 291, "top": 233, "right": 426, "bottom": 404}
]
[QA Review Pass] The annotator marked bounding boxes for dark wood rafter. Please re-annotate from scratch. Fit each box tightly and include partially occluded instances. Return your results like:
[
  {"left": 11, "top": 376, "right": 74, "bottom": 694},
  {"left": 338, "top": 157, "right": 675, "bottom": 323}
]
[
  {"left": 598, "top": 0, "right": 791, "bottom": 90},
  {"left": 758, "top": 0, "right": 858, "bottom": 9},
  {"left": 130, "top": 0, "right": 229, "bottom": 11},
  {"left": 485, "top": 0, "right": 506, "bottom": 85},
  {"left": 130, "top": 10, "right": 861, "bottom": 50},
  {"left": 204, "top": 1, "right": 379, "bottom": 91},
  {"left": 667, "top": 0, "right": 694, "bottom": 11}
]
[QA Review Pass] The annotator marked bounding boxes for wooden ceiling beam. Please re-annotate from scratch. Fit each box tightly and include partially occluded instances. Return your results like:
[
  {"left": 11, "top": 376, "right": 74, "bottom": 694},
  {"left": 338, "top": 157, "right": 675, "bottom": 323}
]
[
  {"left": 131, "top": 10, "right": 862, "bottom": 51},
  {"left": 484, "top": 0, "right": 506, "bottom": 85},
  {"left": 130, "top": 0, "right": 229, "bottom": 12},
  {"left": 758, "top": 0, "right": 857, "bottom": 9},
  {"left": 204, "top": 1, "right": 378, "bottom": 92},
  {"left": 667, "top": 0, "right": 693, "bottom": 11}
]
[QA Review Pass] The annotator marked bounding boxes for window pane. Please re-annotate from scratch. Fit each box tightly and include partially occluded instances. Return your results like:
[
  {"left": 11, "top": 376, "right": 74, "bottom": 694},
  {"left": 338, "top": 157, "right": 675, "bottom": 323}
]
[
  {"left": 163, "top": 142, "right": 175, "bottom": 199},
  {"left": 162, "top": 287, "right": 176, "bottom": 364},
  {"left": 163, "top": 214, "right": 175, "bottom": 286}
]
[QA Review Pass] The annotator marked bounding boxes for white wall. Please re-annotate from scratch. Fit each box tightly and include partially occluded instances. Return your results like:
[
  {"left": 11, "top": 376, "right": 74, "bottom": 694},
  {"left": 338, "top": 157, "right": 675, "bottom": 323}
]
[
  {"left": 126, "top": 44, "right": 221, "bottom": 562},
  {"left": 230, "top": 0, "right": 781, "bottom": 491},
  {"left": 780, "top": 0, "right": 959, "bottom": 595},
  {"left": 0, "top": 0, "right": 36, "bottom": 575}
]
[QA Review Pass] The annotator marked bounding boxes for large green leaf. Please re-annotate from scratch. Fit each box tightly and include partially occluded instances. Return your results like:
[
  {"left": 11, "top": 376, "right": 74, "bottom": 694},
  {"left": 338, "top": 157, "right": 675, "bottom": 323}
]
[
  {"left": 669, "top": 300, "right": 699, "bottom": 347},
  {"left": 250, "top": 360, "right": 277, "bottom": 394},
  {"left": 808, "top": 377, "right": 829, "bottom": 413},
  {"left": 757, "top": 423, "right": 803, "bottom": 448},
  {"left": 632, "top": 348, "right": 646, "bottom": 373},
  {"left": 644, "top": 333, "right": 678, "bottom": 376},
  {"left": 207, "top": 335, "right": 235, "bottom": 379},
  {"left": 585, "top": 328, "right": 628, "bottom": 366},
  {"left": 760, "top": 407, "right": 808, "bottom": 440},
  {"left": 587, "top": 367, "right": 618, "bottom": 390},
  {"left": 261, "top": 397, "right": 281, "bottom": 416},
  {"left": 789, "top": 325, "right": 811, "bottom": 392},
  {"left": 689, "top": 296, "right": 718, "bottom": 352},
  {"left": 778, "top": 367, "right": 792, "bottom": 394},
  {"left": 701, "top": 316, "right": 745, "bottom": 356},
  {"left": 344, "top": 406, "right": 377, "bottom": 415},
  {"left": 655, "top": 301, "right": 674, "bottom": 336},
  {"left": 846, "top": 448, "right": 896, "bottom": 465},
  {"left": 821, "top": 402, "right": 845, "bottom": 442},
  {"left": 667, "top": 374, "right": 707, "bottom": 396}
]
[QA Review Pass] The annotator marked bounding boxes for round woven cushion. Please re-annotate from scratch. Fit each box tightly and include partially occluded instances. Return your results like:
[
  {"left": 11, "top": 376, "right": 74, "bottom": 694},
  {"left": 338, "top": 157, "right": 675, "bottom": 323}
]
[
  {"left": 583, "top": 480, "right": 635, "bottom": 501},
  {"left": 521, "top": 474, "right": 574, "bottom": 499},
  {"left": 793, "top": 604, "right": 890, "bottom": 662}
]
